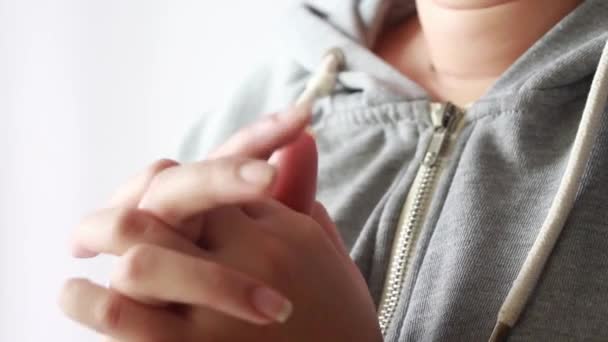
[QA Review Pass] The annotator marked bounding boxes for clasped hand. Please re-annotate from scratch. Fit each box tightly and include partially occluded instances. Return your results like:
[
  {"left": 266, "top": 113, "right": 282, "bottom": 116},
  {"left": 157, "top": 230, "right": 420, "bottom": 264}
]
[{"left": 59, "top": 109, "right": 382, "bottom": 342}]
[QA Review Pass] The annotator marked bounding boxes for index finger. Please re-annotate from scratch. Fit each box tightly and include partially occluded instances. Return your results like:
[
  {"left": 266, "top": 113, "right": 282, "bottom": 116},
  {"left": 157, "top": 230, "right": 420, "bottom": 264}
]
[
  {"left": 138, "top": 157, "right": 277, "bottom": 229},
  {"left": 208, "top": 107, "right": 310, "bottom": 160}
]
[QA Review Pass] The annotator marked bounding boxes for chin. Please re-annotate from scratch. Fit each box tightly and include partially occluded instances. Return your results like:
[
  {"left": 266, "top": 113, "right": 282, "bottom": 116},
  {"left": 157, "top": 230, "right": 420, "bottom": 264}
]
[{"left": 427, "top": 0, "right": 519, "bottom": 10}]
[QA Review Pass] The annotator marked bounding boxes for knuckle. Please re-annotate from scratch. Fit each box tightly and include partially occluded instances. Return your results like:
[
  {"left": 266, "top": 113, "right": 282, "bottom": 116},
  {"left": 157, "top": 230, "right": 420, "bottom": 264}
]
[
  {"left": 112, "top": 208, "right": 149, "bottom": 241},
  {"left": 117, "top": 245, "right": 157, "bottom": 287},
  {"left": 201, "top": 263, "right": 237, "bottom": 294},
  {"left": 200, "top": 159, "right": 222, "bottom": 185},
  {"left": 147, "top": 164, "right": 173, "bottom": 190},
  {"left": 203, "top": 262, "right": 231, "bottom": 290},
  {"left": 209, "top": 156, "right": 241, "bottom": 181},
  {"left": 205, "top": 157, "right": 248, "bottom": 192},
  {"left": 260, "top": 236, "right": 291, "bottom": 283},
  {"left": 147, "top": 158, "right": 179, "bottom": 177},
  {"left": 95, "top": 293, "right": 124, "bottom": 331}
]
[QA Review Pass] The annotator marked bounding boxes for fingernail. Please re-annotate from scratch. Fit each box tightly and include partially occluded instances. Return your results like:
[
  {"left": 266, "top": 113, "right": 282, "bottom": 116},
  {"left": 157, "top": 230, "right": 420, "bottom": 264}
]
[
  {"left": 239, "top": 161, "right": 276, "bottom": 186},
  {"left": 251, "top": 287, "right": 293, "bottom": 323}
]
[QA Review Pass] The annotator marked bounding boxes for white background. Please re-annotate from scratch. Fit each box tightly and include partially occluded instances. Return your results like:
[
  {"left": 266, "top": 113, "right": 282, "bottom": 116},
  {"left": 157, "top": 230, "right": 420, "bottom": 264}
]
[{"left": 0, "top": 1, "right": 286, "bottom": 340}]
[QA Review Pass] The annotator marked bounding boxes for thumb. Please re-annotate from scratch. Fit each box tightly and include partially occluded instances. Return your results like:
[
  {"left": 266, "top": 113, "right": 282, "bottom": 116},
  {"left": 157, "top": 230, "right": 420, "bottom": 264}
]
[
  {"left": 310, "top": 201, "right": 349, "bottom": 256},
  {"left": 270, "top": 131, "right": 318, "bottom": 215},
  {"left": 270, "top": 135, "right": 349, "bottom": 255}
]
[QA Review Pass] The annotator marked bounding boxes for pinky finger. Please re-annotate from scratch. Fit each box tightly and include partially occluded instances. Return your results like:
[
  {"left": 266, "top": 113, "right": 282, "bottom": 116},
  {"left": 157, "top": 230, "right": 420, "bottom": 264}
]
[{"left": 59, "top": 278, "right": 187, "bottom": 341}]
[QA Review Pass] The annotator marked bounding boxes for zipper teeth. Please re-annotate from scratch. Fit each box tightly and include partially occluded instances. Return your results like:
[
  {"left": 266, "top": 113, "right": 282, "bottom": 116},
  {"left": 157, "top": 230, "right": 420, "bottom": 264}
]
[
  {"left": 377, "top": 103, "right": 464, "bottom": 336},
  {"left": 378, "top": 163, "right": 439, "bottom": 335}
]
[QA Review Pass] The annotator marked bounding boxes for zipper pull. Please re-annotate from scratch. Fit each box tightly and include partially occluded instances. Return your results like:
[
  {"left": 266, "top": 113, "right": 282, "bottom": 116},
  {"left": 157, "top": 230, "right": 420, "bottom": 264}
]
[{"left": 423, "top": 103, "right": 463, "bottom": 167}]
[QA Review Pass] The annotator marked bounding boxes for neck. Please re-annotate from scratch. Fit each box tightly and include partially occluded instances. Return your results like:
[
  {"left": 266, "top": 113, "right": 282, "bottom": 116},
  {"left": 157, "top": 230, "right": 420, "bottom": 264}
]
[
  {"left": 375, "top": 0, "right": 582, "bottom": 106},
  {"left": 418, "top": 0, "right": 581, "bottom": 80}
]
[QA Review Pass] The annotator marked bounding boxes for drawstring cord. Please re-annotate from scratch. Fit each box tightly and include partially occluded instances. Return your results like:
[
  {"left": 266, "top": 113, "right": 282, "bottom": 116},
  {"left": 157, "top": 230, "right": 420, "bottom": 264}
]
[
  {"left": 295, "top": 48, "right": 345, "bottom": 110},
  {"left": 490, "top": 39, "right": 608, "bottom": 342}
]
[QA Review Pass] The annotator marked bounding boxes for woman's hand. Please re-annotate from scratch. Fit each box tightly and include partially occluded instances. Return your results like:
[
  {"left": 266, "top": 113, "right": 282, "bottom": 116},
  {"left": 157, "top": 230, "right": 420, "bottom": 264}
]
[
  {"left": 59, "top": 109, "right": 382, "bottom": 341},
  {"left": 64, "top": 198, "right": 381, "bottom": 341}
]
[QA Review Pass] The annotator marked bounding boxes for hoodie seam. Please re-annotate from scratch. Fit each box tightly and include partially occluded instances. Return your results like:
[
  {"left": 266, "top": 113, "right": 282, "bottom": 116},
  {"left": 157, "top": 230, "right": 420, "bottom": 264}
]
[
  {"left": 316, "top": 107, "right": 524, "bottom": 131},
  {"left": 314, "top": 109, "right": 422, "bottom": 130},
  {"left": 474, "top": 110, "right": 525, "bottom": 122},
  {"left": 316, "top": 116, "right": 420, "bottom": 130}
]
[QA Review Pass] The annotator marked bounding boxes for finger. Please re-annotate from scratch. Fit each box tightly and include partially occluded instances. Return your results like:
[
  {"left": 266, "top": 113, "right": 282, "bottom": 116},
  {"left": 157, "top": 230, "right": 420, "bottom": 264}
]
[
  {"left": 241, "top": 200, "right": 277, "bottom": 220},
  {"left": 71, "top": 207, "right": 203, "bottom": 259},
  {"left": 311, "top": 201, "right": 349, "bottom": 256},
  {"left": 107, "top": 159, "right": 179, "bottom": 208},
  {"left": 110, "top": 244, "right": 293, "bottom": 325},
  {"left": 201, "top": 204, "right": 291, "bottom": 283},
  {"left": 59, "top": 278, "right": 187, "bottom": 341},
  {"left": 201, "top": 206, "right": 253, "bottom": 250},
  {"left": 208, "top": 107, "right": 310, "bottom": 160},
  {"left": 138, "top": 157, "right": 276, "bottom": 231},
  {"left": 270, "top": 131, "right": 318, "bottom": 214},
  {"left": 71, "top": 159, "right": 179, "bottom": 259},
  {"left": 240, "top": 199, "right": 339, "bottom": 255},
  {"left": 239, "top": 199, "right": 317, "bottom": 246}
]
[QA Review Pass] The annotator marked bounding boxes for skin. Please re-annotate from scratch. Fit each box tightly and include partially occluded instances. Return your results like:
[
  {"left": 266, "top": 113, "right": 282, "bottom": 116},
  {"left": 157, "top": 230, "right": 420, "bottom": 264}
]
[
  {"left": 375, "top": 0, "right": 584, "bottom": 106},
  {"left": 60, "top": 108, "right": 381, "bottom": 342}
]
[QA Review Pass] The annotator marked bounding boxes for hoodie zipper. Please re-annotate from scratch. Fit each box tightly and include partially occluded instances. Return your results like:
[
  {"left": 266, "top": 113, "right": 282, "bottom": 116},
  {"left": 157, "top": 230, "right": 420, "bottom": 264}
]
[{"left": 377, "top": 102, "right": 465, "bottom": 335}]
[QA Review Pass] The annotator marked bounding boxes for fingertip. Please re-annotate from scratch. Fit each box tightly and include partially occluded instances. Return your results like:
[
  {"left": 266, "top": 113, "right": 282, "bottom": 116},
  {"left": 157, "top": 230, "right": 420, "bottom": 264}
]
[
  {"left": 272, "top": 132, "right": 318, "bottom": 214},
  {"left": 209, "top": 106, "right": 312, "bottom": 160},
  {"left": 69, "top": 234, "right": 98, "bottom": 258},
  {"left": 59, "top": 278, "right": 89, "bottom": 315},
  {"left": 71, "top": 244, "right": 98, "bottom": 258},
  {"left": 304, "top": 126, "right": 316, "bottom": 139}
]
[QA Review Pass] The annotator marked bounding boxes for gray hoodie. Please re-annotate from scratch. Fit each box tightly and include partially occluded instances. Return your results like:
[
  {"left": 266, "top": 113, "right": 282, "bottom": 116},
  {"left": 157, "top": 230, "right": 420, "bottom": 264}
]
[{"left": 180, "top": 1, "right": 608, "bottom": 341}]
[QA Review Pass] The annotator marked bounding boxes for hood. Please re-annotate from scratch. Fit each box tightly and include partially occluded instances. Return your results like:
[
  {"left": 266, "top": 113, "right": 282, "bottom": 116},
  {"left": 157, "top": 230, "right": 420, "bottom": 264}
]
[{"left": 280, "top": 0, "right": 608, "bottom": 103}]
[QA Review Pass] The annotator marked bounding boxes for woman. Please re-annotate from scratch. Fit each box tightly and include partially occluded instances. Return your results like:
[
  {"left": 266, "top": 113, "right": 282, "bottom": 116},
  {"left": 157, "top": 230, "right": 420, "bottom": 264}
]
[{"left": 60, "top": 0, "right": 608, "bottom": 341}]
